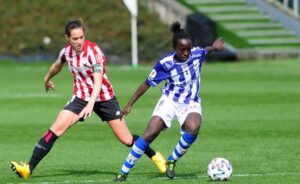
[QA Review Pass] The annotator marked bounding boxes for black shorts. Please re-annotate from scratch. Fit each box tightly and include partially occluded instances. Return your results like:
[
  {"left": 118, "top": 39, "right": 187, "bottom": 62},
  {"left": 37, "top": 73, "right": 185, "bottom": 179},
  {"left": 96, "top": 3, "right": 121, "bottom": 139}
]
[{"left": 64, "top": 96, "right": 122, "bottom": 121}]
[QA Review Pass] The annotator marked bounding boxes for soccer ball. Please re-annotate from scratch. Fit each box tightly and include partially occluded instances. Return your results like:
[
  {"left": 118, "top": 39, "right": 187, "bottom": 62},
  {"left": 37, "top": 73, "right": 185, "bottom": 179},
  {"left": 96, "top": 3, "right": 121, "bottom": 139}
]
[{"left": 207, "top": 157, "right": 233, "bottom": 181}]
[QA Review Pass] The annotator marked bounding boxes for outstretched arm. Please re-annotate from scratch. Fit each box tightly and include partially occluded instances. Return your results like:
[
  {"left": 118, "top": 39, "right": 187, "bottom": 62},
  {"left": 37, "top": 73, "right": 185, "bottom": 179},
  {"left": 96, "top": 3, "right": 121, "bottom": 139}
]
[
  {"left": 122, "top": 80, "right": 150, "bottom": 118},
  {"left": 204, "top": 38, "right": 224, "bottom": 54},
  {"left": 44, "top": 61, "right": 65, "bottom": 92}
]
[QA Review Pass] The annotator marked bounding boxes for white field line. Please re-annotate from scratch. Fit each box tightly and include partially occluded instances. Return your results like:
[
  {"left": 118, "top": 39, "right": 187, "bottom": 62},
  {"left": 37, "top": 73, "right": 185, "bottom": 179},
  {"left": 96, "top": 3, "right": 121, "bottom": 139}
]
[
  {"left": 13, "top": 66, "right": 49, "bottom": 72},
  {"left": 7, "top": 172, "right": 300, "bottom": 184},
  {"left": 0, "top": 93, "right": 64, "bottom": 99}
]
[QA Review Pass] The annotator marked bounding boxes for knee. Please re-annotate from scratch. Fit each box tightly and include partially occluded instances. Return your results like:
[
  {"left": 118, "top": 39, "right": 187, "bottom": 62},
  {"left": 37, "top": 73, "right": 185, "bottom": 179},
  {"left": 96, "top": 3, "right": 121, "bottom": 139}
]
[
  {"left": 184, "top": 122, "right": 201, "bottom": 135},
  {"left": 142, "top": 130, "right": 159, "bottom": 143}
]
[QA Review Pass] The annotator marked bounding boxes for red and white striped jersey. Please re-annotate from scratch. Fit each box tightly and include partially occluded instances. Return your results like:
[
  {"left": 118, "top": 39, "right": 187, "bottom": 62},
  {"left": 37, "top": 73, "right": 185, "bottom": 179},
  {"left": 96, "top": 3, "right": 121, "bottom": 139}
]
[{"left": 56, "top": 40, "right": 115, "bottom": 102}]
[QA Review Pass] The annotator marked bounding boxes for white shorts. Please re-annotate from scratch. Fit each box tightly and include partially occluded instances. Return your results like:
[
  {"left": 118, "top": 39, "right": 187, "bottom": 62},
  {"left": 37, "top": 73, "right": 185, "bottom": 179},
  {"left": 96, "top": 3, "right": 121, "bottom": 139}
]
[{"left": 152, "top": 95, "right": 202, "bottom": 129}]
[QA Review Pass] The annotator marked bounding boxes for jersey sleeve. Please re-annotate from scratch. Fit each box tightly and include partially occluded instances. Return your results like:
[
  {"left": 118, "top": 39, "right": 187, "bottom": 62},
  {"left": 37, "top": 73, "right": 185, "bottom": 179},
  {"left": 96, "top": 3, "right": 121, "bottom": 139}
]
[
  {"left": 55, "top": 48, "right": 66, "bottom": 64},
  {"left": 91, "top": 44, "right": 106, "bottom": 73},
  {"left": 146, "top": 61, "right": 167, "bottom": 87},
  {"left": 192, "top": 46, "right": 207, "bottom": 63},
  {"left": 194, "top": 46, "right": 207, "bottom": 57}
]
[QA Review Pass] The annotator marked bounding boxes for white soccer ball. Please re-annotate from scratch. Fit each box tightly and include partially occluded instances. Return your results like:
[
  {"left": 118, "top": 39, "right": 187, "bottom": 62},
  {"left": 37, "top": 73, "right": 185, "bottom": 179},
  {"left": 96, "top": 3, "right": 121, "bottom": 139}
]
[{"left": 207, "top": 157, "right": 233, "bottom": 181}]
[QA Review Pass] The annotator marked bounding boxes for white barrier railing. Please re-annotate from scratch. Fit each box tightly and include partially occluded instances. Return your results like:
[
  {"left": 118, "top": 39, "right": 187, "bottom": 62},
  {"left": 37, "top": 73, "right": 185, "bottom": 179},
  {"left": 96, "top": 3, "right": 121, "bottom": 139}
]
[{"left": 266, "top": 0, "right": 299, "bottom": 18}]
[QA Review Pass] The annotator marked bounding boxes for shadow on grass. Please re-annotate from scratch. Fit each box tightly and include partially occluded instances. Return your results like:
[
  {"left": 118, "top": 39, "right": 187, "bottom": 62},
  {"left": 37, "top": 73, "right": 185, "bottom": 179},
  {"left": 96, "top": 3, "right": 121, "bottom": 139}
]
[
  {"left": 32, "top": 169, "right": 207, "bottom": 182},
  {"left": 32, "top": 169, "right": 115, "bottom": 178},
  {"left": 135, "top": 171, "right": 201, "bottom": 180}
]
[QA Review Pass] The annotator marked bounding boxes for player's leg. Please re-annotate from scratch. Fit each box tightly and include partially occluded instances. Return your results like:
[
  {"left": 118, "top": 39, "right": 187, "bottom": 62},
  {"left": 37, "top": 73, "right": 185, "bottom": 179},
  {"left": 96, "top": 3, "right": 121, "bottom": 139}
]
[
  {"left": 11, "top": 96, "right": 83, "bottom": 178},
  {"left": 31, "top": 110, "right": 80, "bottom": 168},
  {"left": 108, "top": 118, "right": 166, "bottom": 174},
  {"left": 166, "top": 112, "right": 202, "bottom": 179},
  {"left": 168, "top": 112, "right": 201, "bottom": 161},
  {"left": 107, "top": 118, "right": 132, "bottom": 145},
  {"left": 114, "top": 116, "right": 166, "bottom": 181},
  {"left": 11, "top": 110, "right": 81, "bottom": 178},
  {"left": 95, "top": 97, "right": 166, "bottom": 174}
]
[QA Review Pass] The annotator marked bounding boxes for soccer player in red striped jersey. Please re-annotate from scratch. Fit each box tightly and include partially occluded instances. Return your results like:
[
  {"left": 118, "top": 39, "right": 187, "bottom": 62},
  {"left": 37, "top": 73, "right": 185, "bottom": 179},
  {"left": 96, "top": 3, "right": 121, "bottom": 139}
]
[{"left": 10, "top": 19, "right": 166, "bottom": 179}]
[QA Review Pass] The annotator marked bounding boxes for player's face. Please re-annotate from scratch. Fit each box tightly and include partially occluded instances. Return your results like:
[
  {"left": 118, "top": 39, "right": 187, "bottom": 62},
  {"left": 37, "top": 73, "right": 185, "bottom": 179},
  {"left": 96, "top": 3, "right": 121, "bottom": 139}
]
[
  {"left": 66, "top": 28, "right": 85, "bottom": 54},
  {"left": 174, "top": 38, "right": 192, "bottom": 62}
]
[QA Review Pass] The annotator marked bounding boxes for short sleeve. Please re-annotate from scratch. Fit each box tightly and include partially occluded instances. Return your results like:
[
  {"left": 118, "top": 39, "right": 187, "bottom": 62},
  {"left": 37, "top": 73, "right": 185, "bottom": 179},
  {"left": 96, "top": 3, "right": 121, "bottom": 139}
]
[
  {"left": 192, "top": 46, "right": 207, "bottom": 58},
  {"left": 91, "top": 45, "right": 106, "bottom": 66},
  {"left": 56, "top": 48, "right": 66, "bottom": 64},
  {"left": 146, "top": 62, "right": 168, "bottom": 87},
  {"left": 90, "top": 44, "right": 106, "bottom": 73}
]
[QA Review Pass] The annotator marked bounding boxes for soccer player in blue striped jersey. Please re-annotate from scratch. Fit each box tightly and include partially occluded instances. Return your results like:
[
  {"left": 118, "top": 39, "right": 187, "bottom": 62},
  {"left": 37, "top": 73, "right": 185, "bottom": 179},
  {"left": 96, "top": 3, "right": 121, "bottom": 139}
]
[{"left": 114, "top": 22, "right": 224, "bottom": 181}]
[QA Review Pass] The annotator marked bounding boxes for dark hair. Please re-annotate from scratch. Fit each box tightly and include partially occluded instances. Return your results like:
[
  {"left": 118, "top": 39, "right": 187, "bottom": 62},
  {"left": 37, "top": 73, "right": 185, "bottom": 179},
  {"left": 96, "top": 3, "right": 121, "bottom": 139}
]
[
  {"left": 65, "top": 19, "right": 85, "bottom": 37},
  {"left": 170, "top": 22, "right": 191, "bottom": 48}
]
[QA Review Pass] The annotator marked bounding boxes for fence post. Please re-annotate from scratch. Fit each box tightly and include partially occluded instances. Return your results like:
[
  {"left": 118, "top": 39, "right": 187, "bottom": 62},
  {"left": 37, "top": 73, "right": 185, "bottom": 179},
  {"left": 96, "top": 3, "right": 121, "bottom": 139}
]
[
  {"left": 294, "top": 0, "right": 299, "bottom": 17},
  {"left": 283, "top": 0, "right": 288, "bottom": 10}
]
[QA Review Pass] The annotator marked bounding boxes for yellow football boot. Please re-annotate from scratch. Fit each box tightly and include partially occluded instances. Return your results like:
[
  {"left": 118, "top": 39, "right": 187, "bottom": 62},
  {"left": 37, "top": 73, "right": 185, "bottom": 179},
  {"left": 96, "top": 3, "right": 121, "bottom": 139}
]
[
  {"left": 10, "top": 161, "right": 31, "bottom": 179},
  {"left": 151, "top": 152, "right": 167, "bottom": 173}
]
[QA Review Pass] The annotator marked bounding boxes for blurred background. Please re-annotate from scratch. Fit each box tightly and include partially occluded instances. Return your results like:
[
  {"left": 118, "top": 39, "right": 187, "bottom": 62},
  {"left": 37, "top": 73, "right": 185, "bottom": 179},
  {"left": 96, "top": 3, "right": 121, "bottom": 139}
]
[
  {"left": 1, "top": 1, "right": 300, "bottom": 183},
  {"left": 1, "top": 0, "right": 300, "bottom": 64},
  {"left": 0, "top": 0, "right": 171, "bottom": 65}
]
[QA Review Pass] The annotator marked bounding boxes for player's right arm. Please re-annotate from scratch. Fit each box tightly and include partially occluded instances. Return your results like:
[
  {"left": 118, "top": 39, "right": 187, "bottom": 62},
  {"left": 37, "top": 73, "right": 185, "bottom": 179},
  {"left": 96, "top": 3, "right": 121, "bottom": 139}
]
[
  {"left": 122, "top": 80, "right": 150, "bottom": 118},
  {"left": 122, "top": 61, "right": 165, "bottom": 118},
  {"left": 44, "top": 49, "right": 66, "bottom": 92}
]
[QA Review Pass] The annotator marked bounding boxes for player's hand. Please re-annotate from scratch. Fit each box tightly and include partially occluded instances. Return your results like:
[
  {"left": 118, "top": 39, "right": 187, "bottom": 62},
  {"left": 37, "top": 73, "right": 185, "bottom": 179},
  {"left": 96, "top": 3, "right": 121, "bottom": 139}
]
[
  {"left": 121, "top": 104, "right": 132, "bottom": 120},
  {"left": 212, "top": 38, "right": 224, "bottom": 51},
  {"left": 45, "top": 80, "right": 55, "bottom": 92},
  {"left": 79, "top": 104, "right": 93, "bottom": 120}
]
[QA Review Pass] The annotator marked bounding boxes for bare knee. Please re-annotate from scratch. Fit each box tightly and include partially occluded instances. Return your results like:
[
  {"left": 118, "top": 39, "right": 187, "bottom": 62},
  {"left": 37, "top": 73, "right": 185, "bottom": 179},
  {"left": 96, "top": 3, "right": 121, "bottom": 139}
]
[
  {"left": 50, "top": 122, "right": 72, "bottom": 137},
  {"left": 183, "top": 114, "right": 202, "bottom": 135},
  {"left": 108, "top": 119, "right": 135, "bottom": 147},
  {"left": 184, "top": 122, "right": 200, "bottom": 135},
  {"left": 141, "top": 116, "right": 166, "bottom": 142},
  {"left": 50, "top": 110, "right": 80, "bottom": 137},
  {"left": 142, "top": 129, "right": 159, "bottom": 142},
  {"left": 50, "top": 123, "right": 69, "bottom": 137}
]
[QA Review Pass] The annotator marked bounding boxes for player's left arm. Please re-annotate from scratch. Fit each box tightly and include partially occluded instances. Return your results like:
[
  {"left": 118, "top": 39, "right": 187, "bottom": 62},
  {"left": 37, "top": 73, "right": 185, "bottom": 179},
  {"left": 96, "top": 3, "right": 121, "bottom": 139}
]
[
  {"left": 79, "top": 45, "right": 104, "bottom": 120},
  {"left": 204, "top": 38, "right": 224, "bottom": 54},
  {"left": 79, "top": 65, "right": 103, "bottom": 120}
]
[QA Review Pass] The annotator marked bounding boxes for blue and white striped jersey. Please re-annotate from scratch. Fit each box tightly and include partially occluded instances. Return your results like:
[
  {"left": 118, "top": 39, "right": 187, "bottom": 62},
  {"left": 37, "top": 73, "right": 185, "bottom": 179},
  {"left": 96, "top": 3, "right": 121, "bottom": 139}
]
[{"left": 147, "top": 47, "right": 207, "bottom": 104}]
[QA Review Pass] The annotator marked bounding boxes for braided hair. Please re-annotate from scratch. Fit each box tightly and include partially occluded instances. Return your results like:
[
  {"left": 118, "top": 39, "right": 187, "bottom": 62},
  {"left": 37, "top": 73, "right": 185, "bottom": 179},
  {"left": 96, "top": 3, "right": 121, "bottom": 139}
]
[{"left": 170, "top": 22, "right": 191, "bottom": 48}]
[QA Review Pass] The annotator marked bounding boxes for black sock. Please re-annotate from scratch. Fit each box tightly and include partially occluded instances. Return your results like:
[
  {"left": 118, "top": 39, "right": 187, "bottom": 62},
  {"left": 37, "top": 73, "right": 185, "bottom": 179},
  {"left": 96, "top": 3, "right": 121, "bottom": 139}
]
[
  {"left": 132, "top": 134, "right": 156, "bottom": 158},
  {"left": 29, "top": 130, "right": 58, "bottom": 172}
]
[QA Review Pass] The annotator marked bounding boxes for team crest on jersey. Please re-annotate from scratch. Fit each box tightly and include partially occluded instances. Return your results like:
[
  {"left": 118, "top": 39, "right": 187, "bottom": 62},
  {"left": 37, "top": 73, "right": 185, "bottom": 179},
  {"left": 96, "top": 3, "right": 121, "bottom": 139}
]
[
  {"left": 82, "top": 57, "right": 88, "bottom": 64},
  {"left": 82, "top": 57, "right": 92, "bottom": 68},
  {"left": 149, "top": 69, "right": 157, "bottom": 79},
  {"left": 182, "top": 64, "right": 188, "bottom": 70}
]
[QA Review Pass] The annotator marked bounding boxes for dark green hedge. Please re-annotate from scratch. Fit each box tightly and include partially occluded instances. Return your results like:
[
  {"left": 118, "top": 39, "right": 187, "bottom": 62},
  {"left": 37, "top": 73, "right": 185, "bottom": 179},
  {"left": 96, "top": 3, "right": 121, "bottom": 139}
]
[{"left": 0, "top": 0, "right": 171, "bottom": 63}]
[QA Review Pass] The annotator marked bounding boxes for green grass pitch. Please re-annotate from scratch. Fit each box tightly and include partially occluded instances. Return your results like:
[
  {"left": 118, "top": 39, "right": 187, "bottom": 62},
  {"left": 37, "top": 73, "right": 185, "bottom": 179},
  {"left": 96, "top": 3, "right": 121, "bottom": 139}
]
[{"left": 0, "top": 60, "right": 300, "bottom": 183}]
